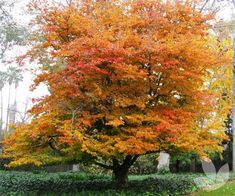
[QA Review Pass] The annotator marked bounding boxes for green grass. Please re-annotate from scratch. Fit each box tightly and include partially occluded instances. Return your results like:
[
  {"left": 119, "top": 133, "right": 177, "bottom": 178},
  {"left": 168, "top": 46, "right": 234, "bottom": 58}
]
[{"left": 194, "top": 180, "right": 235, "bottom": 196}]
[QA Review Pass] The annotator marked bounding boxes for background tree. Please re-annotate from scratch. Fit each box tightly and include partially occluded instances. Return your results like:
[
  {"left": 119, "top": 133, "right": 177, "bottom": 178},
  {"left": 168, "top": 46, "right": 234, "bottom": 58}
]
[
  {"left": 5, "top": 67, "right": 23, "bottom": 132},
  {"left": 3, "top": 0, "right": 232, "bottom": 186},
  {"left": 202, "top": 0, "right": 235, "bottom": 171},
  {"left": 0, "top": 0, "right": 27, "bottom": 135},
  {"left": 0, "top": 0, "right": 27, "bottom": 58},
  {"left": 200, "top": 0, "right": 235, "bottom": 11},
  {"left": 0, "top": 72, "right": 6, "bottom": 136}
]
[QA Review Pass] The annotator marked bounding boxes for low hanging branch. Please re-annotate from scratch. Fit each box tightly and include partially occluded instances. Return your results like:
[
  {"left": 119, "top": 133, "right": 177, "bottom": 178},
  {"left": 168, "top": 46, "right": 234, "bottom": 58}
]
[{"left": 94, "top": 161, "right": 114, "bottom": 170}]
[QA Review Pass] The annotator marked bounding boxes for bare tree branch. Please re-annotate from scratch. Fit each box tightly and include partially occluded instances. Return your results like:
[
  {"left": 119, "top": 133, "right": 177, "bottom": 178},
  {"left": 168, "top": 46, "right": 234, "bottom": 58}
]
[
  {"left": 200, "top": 0, "right": 211, "bottom": 12},
  {"left": 200, "top": 0, "right": 235, "bottom": 12}
]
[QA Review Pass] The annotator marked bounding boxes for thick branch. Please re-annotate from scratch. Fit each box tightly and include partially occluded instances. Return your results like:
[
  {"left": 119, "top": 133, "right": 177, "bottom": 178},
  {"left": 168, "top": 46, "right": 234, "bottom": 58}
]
[
  {"left": 94, "top": 161, "right": 113, "bottom": 170},
  {"left": 121, "top": 155, "right": 139, "bottom": 169},
  {"left": 48, "top": 136, "right": 64, "bottom": 155},
  {"left": 131, "top": 155, "right": 139, "bottom": 165},
  {"left": 113, "top": 158, "right": 120, "bottom": 168}
]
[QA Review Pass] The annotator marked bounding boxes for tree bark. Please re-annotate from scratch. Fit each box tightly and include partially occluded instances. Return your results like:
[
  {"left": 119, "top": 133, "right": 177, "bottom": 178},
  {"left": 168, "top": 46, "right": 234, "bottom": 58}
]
[
  {"left": 6, "top": 82, "right": 11, "bottom": 132},
  {"left": 176, "top": 159, "right": 180, "bottom": 173},
  {"left": 113, "top": 167, "right": 129, "bottom": 188},
  {"left": 12, "top": 81, "right": 18, "bottom": 124},
  {"left": 190, "top": 158, "right": 196, "bottom": 172},
  {"left": 94, "top": 156, "right": 138, "bottom": 187},
  {"left": 112, "top": 155, "right": 138, "bottom": 188}
]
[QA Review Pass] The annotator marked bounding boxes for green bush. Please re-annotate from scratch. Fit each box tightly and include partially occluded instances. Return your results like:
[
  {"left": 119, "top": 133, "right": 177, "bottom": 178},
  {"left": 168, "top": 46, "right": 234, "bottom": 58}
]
[
  {"left": 129, "top": 154, "right": 159, "bottom": 174},
  {"left": 0, "top": 171, "right": 217, "bottom": 195}
]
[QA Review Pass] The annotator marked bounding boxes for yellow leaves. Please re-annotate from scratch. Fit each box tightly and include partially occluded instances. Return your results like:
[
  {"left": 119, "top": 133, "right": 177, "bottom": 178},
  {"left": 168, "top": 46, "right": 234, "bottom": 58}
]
[
  {"left": 6, "top": 157, "right": 43, "bottom": 168},
  {"left": 92, "top": 83, "right": 103, "bottom": 96},
  {"left": 115, "top": 137, "right": 156, "bottom": 155},
  {"left": 78, "top": 118, "right": 92, "bottom": 127},
  {"left": 135, "top": 128, "right": 156, "bottom": 140},
  {"left": 114, "top": 96, "right": 146, "bottom": 110},
  {"left": 106, "top": 118, "right": 124, "bottom": 127},
  {"left": 81, "top": 137, "right": 117, "bottom": 157},
  {"left": 124, "top": 114, "right": 144, "bottom": 125}
]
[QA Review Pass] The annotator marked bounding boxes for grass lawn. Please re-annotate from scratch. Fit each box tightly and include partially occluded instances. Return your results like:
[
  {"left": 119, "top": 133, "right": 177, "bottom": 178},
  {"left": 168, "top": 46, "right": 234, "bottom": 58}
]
[{"left": 194, "top": 181, "right": 235, "bottom": 196}]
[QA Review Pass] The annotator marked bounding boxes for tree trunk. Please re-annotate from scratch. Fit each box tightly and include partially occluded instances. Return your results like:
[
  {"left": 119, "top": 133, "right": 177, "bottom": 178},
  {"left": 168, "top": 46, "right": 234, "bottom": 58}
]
[
  {"left": 94, "top": 156, "right": 138, "bottom": 187},
  {"left": 137, "top": 161, "right": 143, "bottom": 175},
  {"left": 113, "top": 167, "right": 129, "bottom": 188},
  {"left": 12, "top": 82, "right": 18, "bottom": 124},
  {"left": 112, "top": 156, "right": 138, "bottom": 188},
  {"left": 190, "top": 158, "right": 196, "bottom": 172},
  {"left": 176, "top": 159, "right": 180, "bottom": 173},
  {"left": 6, "top": 82, "right": 11, "bottom": 132}
]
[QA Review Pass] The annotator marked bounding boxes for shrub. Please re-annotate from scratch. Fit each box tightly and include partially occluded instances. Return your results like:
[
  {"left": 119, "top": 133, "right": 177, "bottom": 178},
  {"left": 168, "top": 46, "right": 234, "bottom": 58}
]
[{"left": 0, "top": 171, "right": 207, "bottom": 195}]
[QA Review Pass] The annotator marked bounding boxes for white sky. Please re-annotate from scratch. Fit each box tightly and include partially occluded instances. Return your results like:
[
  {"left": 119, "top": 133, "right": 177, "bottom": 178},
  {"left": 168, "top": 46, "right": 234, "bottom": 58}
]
[{"left": 0, "top": 0, "right": 48, "bottom": 124}]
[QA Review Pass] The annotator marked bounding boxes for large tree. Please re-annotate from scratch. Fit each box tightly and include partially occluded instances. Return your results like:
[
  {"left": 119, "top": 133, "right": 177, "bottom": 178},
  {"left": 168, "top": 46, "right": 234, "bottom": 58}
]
[{"left": 3, "top": 0, "right": 232, "bottom": 186}]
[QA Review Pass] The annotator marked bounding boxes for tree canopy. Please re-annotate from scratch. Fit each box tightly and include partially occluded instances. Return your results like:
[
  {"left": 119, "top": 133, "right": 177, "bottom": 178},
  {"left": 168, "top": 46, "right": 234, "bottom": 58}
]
[{"left": 2, "top": 0, "right": 232, "bottom": 186}]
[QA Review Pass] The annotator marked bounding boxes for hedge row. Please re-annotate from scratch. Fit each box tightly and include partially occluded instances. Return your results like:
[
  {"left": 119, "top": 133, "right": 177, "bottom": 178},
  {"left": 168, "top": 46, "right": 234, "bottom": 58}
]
[{"left": 0, "top": 171, "right": 217, "bottom": 195}]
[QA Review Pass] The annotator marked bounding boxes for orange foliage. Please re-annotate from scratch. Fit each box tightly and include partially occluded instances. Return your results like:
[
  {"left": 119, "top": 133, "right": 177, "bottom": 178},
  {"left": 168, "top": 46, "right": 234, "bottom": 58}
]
[{"left": 3, "top": 0, "right": 231, "bottom": 168}]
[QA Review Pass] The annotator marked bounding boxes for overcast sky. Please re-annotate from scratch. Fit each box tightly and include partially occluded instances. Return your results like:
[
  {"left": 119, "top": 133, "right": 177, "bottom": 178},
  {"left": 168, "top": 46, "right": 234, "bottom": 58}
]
[{"left": 0, "top": 0, "right": 48, "bottom": 124}]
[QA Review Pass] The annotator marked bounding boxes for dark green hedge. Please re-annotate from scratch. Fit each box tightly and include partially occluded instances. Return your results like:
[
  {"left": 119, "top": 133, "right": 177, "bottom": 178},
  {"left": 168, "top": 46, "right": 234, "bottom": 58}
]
[{"left": 0, "top": 171, "right": 210, "bottom": 195}]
